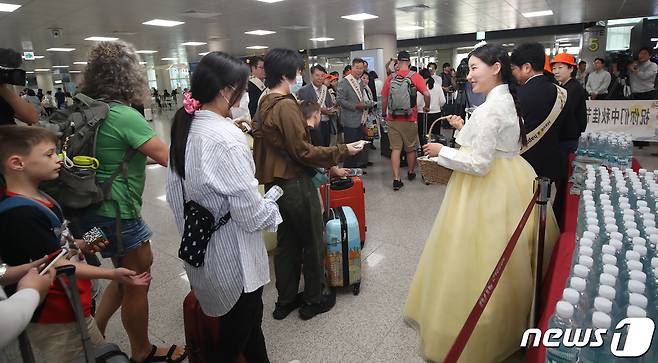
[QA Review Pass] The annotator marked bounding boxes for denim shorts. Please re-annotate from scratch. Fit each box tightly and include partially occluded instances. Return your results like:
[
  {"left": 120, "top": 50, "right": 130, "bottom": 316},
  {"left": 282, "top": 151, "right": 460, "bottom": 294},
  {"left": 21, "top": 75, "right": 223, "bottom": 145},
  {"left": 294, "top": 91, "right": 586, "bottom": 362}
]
[{"left": 74, "top": 214, "right": 153, "bottom": 258}]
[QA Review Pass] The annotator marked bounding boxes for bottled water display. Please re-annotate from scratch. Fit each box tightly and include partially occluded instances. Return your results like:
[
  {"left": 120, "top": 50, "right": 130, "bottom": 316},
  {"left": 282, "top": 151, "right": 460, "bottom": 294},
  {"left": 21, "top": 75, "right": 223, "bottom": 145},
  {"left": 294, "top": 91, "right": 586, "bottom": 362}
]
[{"left": 545, "top": 166, "right": 658, "bottom": 362}]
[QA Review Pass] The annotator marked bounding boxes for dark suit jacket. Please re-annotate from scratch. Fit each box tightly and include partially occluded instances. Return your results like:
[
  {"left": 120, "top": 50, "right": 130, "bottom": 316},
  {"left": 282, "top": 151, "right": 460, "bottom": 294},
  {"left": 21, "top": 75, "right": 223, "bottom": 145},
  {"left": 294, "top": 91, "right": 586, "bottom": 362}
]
[
  {"left": 248, "top": 82, "right": 264, "bottom": 118},
  {"left": 560, "top": 78, "right": 588, "bottom": 141},
  {"left": 297, "top": 83, "right": 334, "bottom": 110},
  {"left": 519, "top": 75, "right": 567, "bottom": 181}
]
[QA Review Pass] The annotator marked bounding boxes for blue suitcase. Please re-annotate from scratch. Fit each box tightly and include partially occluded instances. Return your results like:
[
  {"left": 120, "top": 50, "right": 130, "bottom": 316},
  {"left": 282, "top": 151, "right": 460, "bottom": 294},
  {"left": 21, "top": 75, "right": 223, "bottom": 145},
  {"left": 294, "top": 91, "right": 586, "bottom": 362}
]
[{"left": 324, "top": 206, "right": 362, "bottom": 295}]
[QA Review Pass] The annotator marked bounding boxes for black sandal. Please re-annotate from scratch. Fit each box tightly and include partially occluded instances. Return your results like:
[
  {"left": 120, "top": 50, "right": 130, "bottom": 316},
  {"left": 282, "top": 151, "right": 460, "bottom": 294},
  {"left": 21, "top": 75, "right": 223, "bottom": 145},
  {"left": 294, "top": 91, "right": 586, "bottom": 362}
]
[{"left": 131, "top": 344, "right": 188, "bottom": 363}]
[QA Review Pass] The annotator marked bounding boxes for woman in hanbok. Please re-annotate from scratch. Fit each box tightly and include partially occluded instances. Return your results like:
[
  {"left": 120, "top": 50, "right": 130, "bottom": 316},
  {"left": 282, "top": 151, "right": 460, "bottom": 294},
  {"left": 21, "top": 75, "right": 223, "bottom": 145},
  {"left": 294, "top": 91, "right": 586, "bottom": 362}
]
[{"left": 404, "top": 44, "right": 559, "bottom": 363}]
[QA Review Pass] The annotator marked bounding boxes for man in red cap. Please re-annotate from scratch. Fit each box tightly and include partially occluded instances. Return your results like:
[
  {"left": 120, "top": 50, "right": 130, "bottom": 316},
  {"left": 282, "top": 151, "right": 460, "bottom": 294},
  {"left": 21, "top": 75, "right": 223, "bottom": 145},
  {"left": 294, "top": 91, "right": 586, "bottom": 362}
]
[{"left": 552, "top": 53, "right": 587, "bottom": 155}]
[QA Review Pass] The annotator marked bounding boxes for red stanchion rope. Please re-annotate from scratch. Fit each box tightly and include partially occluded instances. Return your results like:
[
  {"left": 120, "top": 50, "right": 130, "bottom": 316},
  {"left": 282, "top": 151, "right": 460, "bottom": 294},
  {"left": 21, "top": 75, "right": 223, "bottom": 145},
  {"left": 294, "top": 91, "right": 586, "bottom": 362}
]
[{"left": 443, "top": 189, "right": 540, "bottom": 363}]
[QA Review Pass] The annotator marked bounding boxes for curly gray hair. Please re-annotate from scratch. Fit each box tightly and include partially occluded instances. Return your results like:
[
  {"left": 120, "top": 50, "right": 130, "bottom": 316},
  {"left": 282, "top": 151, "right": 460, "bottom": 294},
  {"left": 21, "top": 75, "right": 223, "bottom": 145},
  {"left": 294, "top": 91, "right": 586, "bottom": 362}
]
[{"left": 80, "top": 41, "right": 150, "bottom": 105}]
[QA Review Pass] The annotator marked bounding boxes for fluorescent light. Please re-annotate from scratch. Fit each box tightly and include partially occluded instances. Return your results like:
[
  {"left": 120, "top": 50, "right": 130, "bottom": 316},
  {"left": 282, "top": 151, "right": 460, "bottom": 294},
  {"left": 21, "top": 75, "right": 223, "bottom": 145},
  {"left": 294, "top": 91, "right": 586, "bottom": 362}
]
[
  {"left": 198, "top": 52, "right": 209, "bottom": 56},
  {"left": 556, "top": 38, "right": 570, "bottom": 42},
  {"left": 245, "top": 30, "right": 276, "bottom": 36},
  {"left": 73, "top": 61, "right": 87, "bottom": 65},
  {"left": 85, "top": 36, "right": 119, "bottom": 41},
  {"left": 26, "top": 71, "right": 34, "bottom": 74},
  {"left": 52, "top": 65, "right": 69, "bottom": 68},
  {"left": 34, "top": 69, "right": 50, "bottom": 72},
  {"left": 136, "top": 50, "right": 158, "bottom": 54},
  {"left": 142, "top": 19, "right": 184, "bottom": 27},
  {"left": 139, "top": 62, "right": 147, "bottom": 65},
  {"left": 522, "top": 10, "right": 554, "bottom": 18},
  {"left": 341, "top": 13, "right": 378, "bottom": 21},
  {"left": 69, "top": 70, "right": 81, "bottom": 73},
  {"left": 54, "top": 80, "right": 62, "bottom": 84},
  {"left": 46, "top": 48, "right": 75, "bottom": 52},
  {"left": 33, "top": 55, "right": 44, "bottom": 59},
  {"left": 181, "top": 41, "right": 207, "bottom": 46},
  {"left": 161, "top": 57, "right": 178, "bottom": 61},
  {"left": 309, "top": 37, "right": 335, "bottom": 41},
  {"left": 399, "top": 26, "right": 424, "bottom": 31},
  {"left": 246, "top": 46, "right": 268, "bottom": 50},
  {"left": 0, "top": 3, "right": 21, "bottom": 12},
  {"left": 257, "top": 0, "right": 285, "bottom": 3}
]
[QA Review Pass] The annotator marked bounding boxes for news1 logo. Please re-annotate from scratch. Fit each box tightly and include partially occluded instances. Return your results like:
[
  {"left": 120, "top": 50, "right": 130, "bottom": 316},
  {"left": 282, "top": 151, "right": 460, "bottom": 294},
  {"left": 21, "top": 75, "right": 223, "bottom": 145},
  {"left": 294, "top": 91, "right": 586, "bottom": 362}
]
[{"left": 521, "top": 318, "right": 656, "bottom": 357}]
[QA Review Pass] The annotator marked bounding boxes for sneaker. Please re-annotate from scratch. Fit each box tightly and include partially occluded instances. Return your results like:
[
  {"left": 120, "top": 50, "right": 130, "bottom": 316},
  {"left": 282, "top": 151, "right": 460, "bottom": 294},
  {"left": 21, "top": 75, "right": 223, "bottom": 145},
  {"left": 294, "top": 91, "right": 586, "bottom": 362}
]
[
  {"left": 407, "top": 172, "right": 416, "bottom": 181},
  {"left": 273, "top": 293, "right": 303, "bottom": 320},
  {"left": 299, "top": 293, "right": 336, "bottom": 320},
  {"left": 393, "top": 179, "right": 404, "bottom": 191}
]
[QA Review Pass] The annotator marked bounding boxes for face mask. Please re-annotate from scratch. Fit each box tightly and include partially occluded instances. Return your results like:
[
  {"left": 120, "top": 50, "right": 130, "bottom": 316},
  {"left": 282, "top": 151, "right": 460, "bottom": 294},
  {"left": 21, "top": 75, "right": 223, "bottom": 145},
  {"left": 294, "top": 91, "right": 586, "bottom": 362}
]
[{"left": 289, "top": 75, "right": 303, "bottom": 94}]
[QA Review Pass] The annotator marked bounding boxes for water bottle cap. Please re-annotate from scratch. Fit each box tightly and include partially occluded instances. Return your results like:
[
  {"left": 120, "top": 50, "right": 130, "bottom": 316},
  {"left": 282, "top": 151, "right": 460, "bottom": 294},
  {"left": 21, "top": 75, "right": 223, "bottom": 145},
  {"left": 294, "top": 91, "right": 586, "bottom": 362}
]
[
  {"left": 562, "top": 288, "right": 580, "bottom": 305},
  {"left": 585, "top": 205, "right": 597, "bottom": 213},
  {"left": 605, "top": 225, "right": 618, "bottom": 233},
  {"left": 627, "top": 229, "right": 641, "bottom": 238},
  {"left": 632, "top": 237, "right": 647, "bottom": 246},
  {"left": 627, "top": 305, "right": 647, "bottom": 318},
  {"left": 570, "top": 277, "right": 587, "bottom": 292},
  {"left": 633, "top": 245, "right": 648, "bottom": 257},
  {"left": 644, "top": 220, "right": 656, "bottom": 228},
  {"left": 603, "top": 210, "right": 615, "bottom": 218},
  {"left": 628, "top": 280, "right": 646, "bottom": 294},
  {"left": 586, "top": 211, "right": 598, "bottom": 219},
  {"left": 594, "top": 297, "right": 613, "bottom": 313},
  {"left": 628, "top": 260, "right": 643, "bottom": 271},
  {"left": 579, "top": 255, "right": 594, "bottom": 268},
  {"left": 638, "top": 200, "right": 649, "bottom": 208},
  {"left": 619, "top": 197, "right": 630, "bottom": 204},
  {"left": 555, "top": 301, "right": 574, "bottom": 319},
  {"left": 630, "top": 270, "right": 647, "bottom": 283},
  {"left": 629, "top": 293, "right": 648, "bottom": 309},
  {"left": 599, "top": 273, "right": 616, "bottom": 287},
  {"left": 655, "top": 267, "right": 658, "bottom": 277},
  {"left": 602, "top": 254, "right": 617, "bottom": 266},
  {"left": 603, "top": 185, "right": 613, "bottom": 192},
  {"left": 623, "top": 214, "right": 636, "bottom": 223},
  {"left": 652, "top": 257, "right": 658, "bottom": 269},
  {"left": 587, "top": 225, "right": 600, "bottom": 235},
  {"left": 638, "top": 189, "right": 647, "bottom": 197},
  {"left": 603, "top": 264, "right": 619, "bottom": 277},
  {"left": 619, "top": 187, "right": 630, "bottom": 195},
  {"left": 610, "top": 239, "right": 623, "bottom": 251},
  {"left": 643, "top": 213, "right": 655, "bottom": 221},
  {"left": 605, "top": 219, "right": 617, "bottom": 228},
  {"left": 586, "top": 218, "right": 599, "bottom": 226},
  {"left": 573, "top": 264, "right": 590, "bottom": 279},
  {"left": 584, "top": 199, "right": 595, "bottom": 206},
  {"left": 640, "top": 168, "right": 648, "bottom": 174},
  {"left": 580, "top": 238, "right": 594, "bottom": 247},
  {"left": 583, "top": 189, "right": 594, "bottom": 196},
  {"left": 610, "top": 232, "right": 624, "bottom": 242},
  {"left": 601, "top": 245, "right": 616, "bottom": 255},
  {"left": 646, "top": 228, "right": 658, "bottom": 236},
  {"left": 592, "top": 312, "right": 612, "bottom": 329},
  {"left": 623, "top": 209, "right": 635, "bottom": 216},
  {"left": 585, "top": 183, "right": 596, "bottom": 190},
  {"left": 600, "top": 194, "right": 611, "bottom": 200},
  {"left": 619, "top": 203, "right": 631, "bottom": 211},
  {"left": 625, "top": 168, "right": 635, "bottom": 174},
  {"left": 598, "top": 285, "right": 616, "bottom": 300},
  {"left": 626, "top": 250, "right": 641, "bottom": 261},
  {"left": 582, "top": 231, "right": 596, "bottom": 241},
  {"left": 639, "top": 206, "right": 650, "bottom": 214}
]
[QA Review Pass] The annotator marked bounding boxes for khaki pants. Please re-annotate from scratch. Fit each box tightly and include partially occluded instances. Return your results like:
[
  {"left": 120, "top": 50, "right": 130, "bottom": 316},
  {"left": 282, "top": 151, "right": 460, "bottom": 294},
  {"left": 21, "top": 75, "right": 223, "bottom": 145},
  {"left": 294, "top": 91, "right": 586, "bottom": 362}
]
[{"left": 27, "top": 317, "right": 105, "bottom": 363}]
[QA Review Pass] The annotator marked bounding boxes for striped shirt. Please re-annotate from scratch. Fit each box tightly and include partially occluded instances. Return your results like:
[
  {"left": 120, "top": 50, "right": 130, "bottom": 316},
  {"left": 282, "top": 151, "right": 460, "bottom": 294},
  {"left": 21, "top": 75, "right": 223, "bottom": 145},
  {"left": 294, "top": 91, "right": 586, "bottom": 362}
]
[{"left": 166, "top": 110, "right": 282, "bottom": 317}]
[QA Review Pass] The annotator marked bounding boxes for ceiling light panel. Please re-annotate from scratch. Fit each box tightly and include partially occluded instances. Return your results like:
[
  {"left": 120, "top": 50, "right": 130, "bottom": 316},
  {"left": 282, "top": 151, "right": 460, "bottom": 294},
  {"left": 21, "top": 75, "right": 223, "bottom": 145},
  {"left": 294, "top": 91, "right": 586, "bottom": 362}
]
[
  {"left": 0, "top": 3, "right": 21, "bottom": 12},
  {"left": 522, "top": 10, "right": 554, "bottom": 18},
  {"left": 181, "top": 42, "right": 207, "bottom": 46},
  {"left": 136, "top": 50, "right": 158, "bottom": 54},
  {"left": 245, "top": 30, "right": 276, "bottom": 35},
  {"left": 199, "top": 52, "right": 209, "bottom": 56},
  {"left": 73, "top": 61, "right": 88, "bottom": 65},
  {"left": 257, "top": 0, "right": 285, "bottom": 3},
  {"left": 34, "top": 69, "right": 50, "bottom": 72},
  {"left": 143, "top": 19, "right": 185, "bottom": 27},
  {"left": 309, "top": 37, "right": 334, "bottom": 41},
  {"left": 46, "top": 48, "right": 75, "bottom": 52},
  {"left": 52, "top": 65, "right": 70, "bottom": 68},
  {"left": 246, "top": 46, "right": 268, "bottom": 49},
  {"left": 161, "top": 58, "right": 178, "bottom": 61},
  {"left": 69, "top": 70, "right": 81, "bottom": 73},
  {"left": 85, "top": 36, "right": 119, "bottom": 41},
  {"left": 341, "top": 13, "right": 378, "bottom": 21}
]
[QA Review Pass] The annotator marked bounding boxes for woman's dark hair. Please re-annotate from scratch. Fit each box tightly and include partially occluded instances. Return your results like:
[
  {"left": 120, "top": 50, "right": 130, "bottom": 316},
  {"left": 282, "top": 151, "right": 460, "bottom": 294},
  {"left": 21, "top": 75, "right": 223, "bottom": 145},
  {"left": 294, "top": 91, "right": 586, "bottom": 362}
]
[
  {"left": 343, "top": 65, "right": 352, "bottom": 75},
  {"left": 368, "top": 71, "right": 378, "bottom": 101},
  {"left": 26, "top": 88, "right": 36, "bottom": 96},
  {"left": 419, "top": 68, "right": 435, "bottom": 89},
  {"left": 170, "top": 51, "right": 250, "bottom": 178},
  {"left": 469, "top": 44, "right": 527, "bottom": 146},
  {"left": 264, "top": 48, "right": 304, "bottom": 89}
]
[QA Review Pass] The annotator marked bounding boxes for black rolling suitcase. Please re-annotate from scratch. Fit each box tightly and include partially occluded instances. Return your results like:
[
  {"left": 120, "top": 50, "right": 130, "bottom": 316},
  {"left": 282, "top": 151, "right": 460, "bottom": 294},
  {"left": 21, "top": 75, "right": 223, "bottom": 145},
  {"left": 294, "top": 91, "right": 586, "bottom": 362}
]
[{"left": 56, "top": 265, "right": 130, "bottom": 363}]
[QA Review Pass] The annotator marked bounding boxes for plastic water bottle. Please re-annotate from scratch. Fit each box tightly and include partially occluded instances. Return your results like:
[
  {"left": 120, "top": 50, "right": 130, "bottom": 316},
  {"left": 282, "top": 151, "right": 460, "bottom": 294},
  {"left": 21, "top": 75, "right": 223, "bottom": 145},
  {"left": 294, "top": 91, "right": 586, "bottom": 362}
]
[
  {"left": 562, "top": 288, "right": 587, "bottom": 328},
  {"left": 577, "top": 312, "right": 614, "bottom": 363},
  {"left": 546, "top": 301, "right": 579, "bottom": 363},
  {"left": 570, "top": 277, "right": 592, "bottom": 312},
  {"left": 347, "top": 168, "right": 363, "bottom": 177}
]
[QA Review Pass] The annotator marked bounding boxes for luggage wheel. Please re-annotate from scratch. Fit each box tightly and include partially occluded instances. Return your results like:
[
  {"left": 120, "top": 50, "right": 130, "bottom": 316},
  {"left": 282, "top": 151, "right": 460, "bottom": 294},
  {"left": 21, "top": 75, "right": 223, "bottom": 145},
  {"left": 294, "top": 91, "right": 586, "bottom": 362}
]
[{"left": 352, "top": 283, "right": 360, "bottom": 296}]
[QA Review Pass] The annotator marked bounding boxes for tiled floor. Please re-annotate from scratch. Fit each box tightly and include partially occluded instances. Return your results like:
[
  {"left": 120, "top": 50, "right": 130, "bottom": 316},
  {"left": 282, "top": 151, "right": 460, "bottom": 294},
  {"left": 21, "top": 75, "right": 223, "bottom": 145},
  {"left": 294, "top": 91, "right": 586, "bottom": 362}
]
[{"left": 100, "top": 110, "right": 658, "bottom": 362}]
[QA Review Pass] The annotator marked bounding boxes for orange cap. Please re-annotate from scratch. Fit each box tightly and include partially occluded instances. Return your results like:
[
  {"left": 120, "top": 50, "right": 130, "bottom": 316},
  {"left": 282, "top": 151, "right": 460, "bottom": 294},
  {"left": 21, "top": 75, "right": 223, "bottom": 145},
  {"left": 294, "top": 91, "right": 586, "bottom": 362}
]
[
  {"left": 551, "top": 53, "right": 577, "bottom": 67},
  {"left": 544, "top": 54, "right": 552, "bottom": 73}
]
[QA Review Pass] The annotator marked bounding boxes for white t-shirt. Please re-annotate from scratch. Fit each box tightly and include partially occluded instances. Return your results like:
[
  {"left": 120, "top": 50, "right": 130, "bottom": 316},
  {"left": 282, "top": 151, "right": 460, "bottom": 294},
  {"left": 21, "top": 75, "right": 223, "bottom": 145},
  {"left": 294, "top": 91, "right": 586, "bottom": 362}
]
[{"left": 417, "top": 81, "right": 446, "bottom": 114}]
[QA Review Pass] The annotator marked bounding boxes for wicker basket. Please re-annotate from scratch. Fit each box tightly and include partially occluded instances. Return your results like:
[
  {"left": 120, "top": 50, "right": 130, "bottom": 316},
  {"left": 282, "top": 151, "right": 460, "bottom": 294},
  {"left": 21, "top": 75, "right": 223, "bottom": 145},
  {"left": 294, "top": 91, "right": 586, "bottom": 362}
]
[{"left": 418, "top": 117, "right": 453, "bottom": 185}]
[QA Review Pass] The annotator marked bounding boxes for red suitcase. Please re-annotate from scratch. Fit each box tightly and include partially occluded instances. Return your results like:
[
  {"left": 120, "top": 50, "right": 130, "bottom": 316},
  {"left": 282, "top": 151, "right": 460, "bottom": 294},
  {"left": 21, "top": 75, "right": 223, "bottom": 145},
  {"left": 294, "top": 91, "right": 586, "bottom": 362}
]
[
  {"left": 320, "top": 176, "right": 366, "bottom": 246},
  {"left": 183, "top": 291, "right": 247, "bottom": 363}
]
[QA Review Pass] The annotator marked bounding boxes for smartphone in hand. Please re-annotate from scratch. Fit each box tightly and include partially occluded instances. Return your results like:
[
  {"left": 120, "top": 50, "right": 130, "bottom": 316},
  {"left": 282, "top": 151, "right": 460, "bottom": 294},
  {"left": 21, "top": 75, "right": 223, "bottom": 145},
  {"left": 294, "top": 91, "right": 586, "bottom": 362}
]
[{"left": 38, "top": 248, "right": 67, "bottom": 275}]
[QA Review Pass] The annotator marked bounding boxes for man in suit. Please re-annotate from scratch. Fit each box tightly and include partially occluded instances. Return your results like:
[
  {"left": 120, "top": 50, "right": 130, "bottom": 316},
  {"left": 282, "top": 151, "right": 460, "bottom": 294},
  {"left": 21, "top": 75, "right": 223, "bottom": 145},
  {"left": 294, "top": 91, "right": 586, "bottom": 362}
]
[
  {"left": 511, "top": 43, "right": 568, "bottom": 229},
  {"left": 337, "top": 58, "right": 373, "bottom": 168},
  {"left": 297, "top": 65, "right": 336, "bottom": 146},
  {"left": 247, "top": 56, "right": 266, "bottom": 118}
]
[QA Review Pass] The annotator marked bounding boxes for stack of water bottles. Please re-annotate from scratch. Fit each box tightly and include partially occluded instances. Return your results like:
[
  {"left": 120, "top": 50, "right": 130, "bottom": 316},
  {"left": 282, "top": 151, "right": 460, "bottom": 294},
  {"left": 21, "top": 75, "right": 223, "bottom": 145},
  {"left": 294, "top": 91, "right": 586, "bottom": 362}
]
[
  {"left": 546, "top": 165, "right": 658, "bottom": 363},
  {"left": 575, "top": 132, "right": 634, "bottom": 169}
]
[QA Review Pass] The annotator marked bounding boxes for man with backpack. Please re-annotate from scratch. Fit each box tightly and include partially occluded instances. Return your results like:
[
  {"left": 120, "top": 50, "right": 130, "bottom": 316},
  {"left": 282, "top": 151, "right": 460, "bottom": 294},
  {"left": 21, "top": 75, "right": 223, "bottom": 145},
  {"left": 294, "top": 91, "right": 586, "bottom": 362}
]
[{"left": 380, "top": 51, "right": 431, "bottom": 191}]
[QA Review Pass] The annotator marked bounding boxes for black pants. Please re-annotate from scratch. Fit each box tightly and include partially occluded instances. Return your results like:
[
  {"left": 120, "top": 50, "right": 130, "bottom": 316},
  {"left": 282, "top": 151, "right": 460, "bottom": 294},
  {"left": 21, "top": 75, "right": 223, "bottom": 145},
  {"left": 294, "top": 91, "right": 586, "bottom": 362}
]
[
  {"left": 218, "top": 287, "right": 269, "bottom": 363},
  {"left": 417, "top": 112, "right": 443, "bottom": 147},
  {"left": 632, "top": 90, "right": 657, "bottom": 100},
  {"left": 343, "top": 126, "right": 368, "bottom": 168},
  {"left": 269, "top": 176, "right": 325, "bottom": 305},
  {"left": 309, "top": 121, "right": 332, "bottom": 147}
]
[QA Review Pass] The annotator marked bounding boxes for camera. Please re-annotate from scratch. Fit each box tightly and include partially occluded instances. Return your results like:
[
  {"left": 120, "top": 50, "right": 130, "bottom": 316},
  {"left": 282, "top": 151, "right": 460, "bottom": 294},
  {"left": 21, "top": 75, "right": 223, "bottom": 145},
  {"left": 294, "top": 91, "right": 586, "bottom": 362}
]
[
  {"left": 455, "top": 58, "right": 469, "bottom": 87},
  {"left": 0, "top": 48, "right": 26, "bottom": 85},
  {"left": 609, "top": 50, "right": 634, "bottom": 79}
]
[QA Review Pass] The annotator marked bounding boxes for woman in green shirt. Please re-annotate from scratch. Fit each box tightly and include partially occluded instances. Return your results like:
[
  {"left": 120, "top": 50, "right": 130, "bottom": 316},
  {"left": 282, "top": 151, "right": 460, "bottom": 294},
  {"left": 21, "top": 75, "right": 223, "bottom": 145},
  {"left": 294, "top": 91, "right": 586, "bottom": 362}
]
[{"left": 76, "top": 41, "right": 185, "bottom": 363}]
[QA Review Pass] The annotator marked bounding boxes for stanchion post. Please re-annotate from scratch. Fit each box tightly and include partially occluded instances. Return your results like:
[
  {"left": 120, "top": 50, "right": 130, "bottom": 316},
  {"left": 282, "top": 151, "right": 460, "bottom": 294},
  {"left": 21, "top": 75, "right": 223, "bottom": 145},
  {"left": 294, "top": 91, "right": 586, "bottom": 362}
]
[{"left": 530, "top": 177, "right": 551, "bottom": 328}]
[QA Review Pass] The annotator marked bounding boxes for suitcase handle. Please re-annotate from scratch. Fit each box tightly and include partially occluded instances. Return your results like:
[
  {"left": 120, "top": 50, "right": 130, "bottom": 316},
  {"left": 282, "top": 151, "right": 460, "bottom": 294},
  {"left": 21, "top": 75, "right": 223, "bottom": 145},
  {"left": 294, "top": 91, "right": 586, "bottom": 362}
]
[
  {"left": 56, "top": 265, "right": 96, "bottom": 363},
  {"left": 330, "top": 177, "right": 354, "bottom": 191}
]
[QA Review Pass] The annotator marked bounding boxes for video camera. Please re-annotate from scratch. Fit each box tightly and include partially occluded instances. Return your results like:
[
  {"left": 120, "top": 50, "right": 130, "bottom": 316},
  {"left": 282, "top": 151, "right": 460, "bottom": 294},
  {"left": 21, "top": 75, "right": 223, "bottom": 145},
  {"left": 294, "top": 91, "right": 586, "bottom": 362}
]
[
  {"left": 455, "top": 58, "right": 469, "bottom": 88},
  {"left": 608, "top": 50, "right": 635, "bottom": 79},
  {"left": 0, "top": 48, "right": 27, "bottom": 85}
]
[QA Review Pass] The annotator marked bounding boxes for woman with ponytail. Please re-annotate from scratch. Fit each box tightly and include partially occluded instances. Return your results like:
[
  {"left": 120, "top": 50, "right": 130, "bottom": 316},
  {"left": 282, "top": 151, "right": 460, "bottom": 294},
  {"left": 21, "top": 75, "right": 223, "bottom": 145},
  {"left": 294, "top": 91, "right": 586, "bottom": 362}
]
[
  {"left": 405, "top": 44, "right": 559, "bottom": 362},
  {"left": 166, "top": 52, "right": 282, "bottom": 362}
]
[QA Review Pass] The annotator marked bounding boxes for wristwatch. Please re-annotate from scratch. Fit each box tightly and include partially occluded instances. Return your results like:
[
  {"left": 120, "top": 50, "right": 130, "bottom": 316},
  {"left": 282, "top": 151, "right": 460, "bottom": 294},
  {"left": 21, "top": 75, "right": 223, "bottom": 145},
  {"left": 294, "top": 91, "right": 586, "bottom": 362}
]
[{"left": 0, "top": 263, "right": 7, "bottom": 282}]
